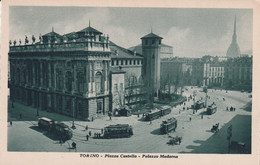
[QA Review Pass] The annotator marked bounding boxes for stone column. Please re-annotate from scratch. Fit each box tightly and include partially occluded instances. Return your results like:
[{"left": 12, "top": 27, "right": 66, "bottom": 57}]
[
  {"left": 73, "top": 61, "right": 77, "bottom": 93},
  {"left": 40, "top": 61, "right": 43, "bottom": 87},
  {"left": 92, "top": 62, "right": 95, "bottom": 93},
  {"left": 32, "top": 62, "right": 35, "bottom": 86},
  {"left": 48, "top": 62, "right": 51, "bottom": 88},
  {"left": 53, "top": 62, "right": 57, "bottom": 90}
]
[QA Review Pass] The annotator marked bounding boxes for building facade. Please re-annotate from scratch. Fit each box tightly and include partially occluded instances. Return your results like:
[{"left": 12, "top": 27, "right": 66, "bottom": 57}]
[
  {"left": 9, "top": 26, "right": 113, "bottom": 120},
  {"left": 224, "top": 56, "right": 252, "bottom": 91},
  {"left": 109, "top": 41, "right": 145, "bottom": 108}
]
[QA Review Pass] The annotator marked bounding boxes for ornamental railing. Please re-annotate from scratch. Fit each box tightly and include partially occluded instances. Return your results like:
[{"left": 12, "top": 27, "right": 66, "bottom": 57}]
[{"left": 9, "top": 41, "right": 110, "bottom": 53}]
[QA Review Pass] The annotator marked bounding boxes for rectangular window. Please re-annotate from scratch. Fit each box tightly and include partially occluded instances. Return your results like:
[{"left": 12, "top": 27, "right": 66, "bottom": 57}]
[
  {"left": 130, "top": 60, "right": 132, "bottom": 65},
  {"left": 137, "top": 60, "right": 140, "bottom": 65},
  {"left": 116, "top": 60, "right": 119, "bottom": 65},
  {"left": 125, "top": 60, "right": 128, "bottom": 65},
  {"left": 159, "top": 40, "right": 161, "bottom": 44},
  {"left": 133, "top": 60, "right": 136, "bottom": 65},
  {"left": 145, "top": 40, "right": 148, "bottom": 45},
  {"left": 112, "top": 60, "right": 114, "bottom": 66},
  {"left": 114, "top": 84, "right": 118, "bottom": 91},
  {"left": 120, "top": 83, "right": 123, "bottom": 91},
  {"left": 97, "top": 101, "right": 102, "bottom": 114},
  {"left": 121, "top": 60, "right": 123, "bottom": 65},
  {"left": 152, "top": 40, "right": 155, "bottom": 44}
]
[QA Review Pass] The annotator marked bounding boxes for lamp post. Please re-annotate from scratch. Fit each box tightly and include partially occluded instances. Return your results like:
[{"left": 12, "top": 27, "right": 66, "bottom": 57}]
[
  {"left": 71, "top": 97, "right": 76, "bottom": 129},
  {"left": 37, "top": 107, "right": 39, "bottom": 116},
  {"left": 205, "top": 86, "right": 208, "bottom": 108}
]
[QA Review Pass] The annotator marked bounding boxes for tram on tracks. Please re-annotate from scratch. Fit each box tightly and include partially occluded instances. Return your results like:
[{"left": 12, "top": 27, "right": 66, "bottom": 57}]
[
  {"left": 207, "top": 103, "right": 217, "bottom": 115},
  {"left": 38, "top": 117, "right": 73, "bottom": 140},
  {"left": 160, "top": 117, "right": 177, "bottom": 134},
  {"left": 144, "top": 106, "right": 172, "bottom": 121},
  {"left": 103, "top": 124, "right": 133, "bottom": 139}
]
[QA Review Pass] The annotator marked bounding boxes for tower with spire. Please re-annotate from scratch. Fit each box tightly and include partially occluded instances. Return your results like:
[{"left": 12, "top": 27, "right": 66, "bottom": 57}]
[{"left": 226, "top": 16, "right": 241, "bottom": 58}]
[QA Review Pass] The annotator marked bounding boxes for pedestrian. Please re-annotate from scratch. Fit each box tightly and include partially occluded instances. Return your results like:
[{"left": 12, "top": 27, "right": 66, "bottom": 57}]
[
  {"left": 72, "top": 142, "right": 76, "bottom": 149},
  {"left": 89, "top": 131, "right": 92, "bottom": 137},
  {"left": 85, "top": 125, "right": 88, "bottom": 130},
  {"left": 183, "top": 107, "right": 185, "bottom": 111},
  {"left": 234, "top": 108, "right": 236, "bottom": 111},
  {"left": 179, "top": 110, "right": 181, "bottom": 114},
  {"left": 189, "top": 117, "right": 192, "bottom": 121},
  {"left": 101, "top": 128, "right": 103, "bottom": 134},
  {"left": 86, "top": 134, "right": 89, "bottom": 141},
  {"left": 150, "top": 120, "right": 152, "bottom": 124},
  {"left": 10, "top": 121, "right": 12, "bottom": 126},
  {"left": 137, "top": 113, "right": 140, "bottom": 118},
  {"left": 226, "top": 107, "right": 228, "bottom": 111},
  {"left": 178, "top": 137, "right": 182, "bottom": 144},
  {"left": 92, "top": 117, "right": 94, "bottom": 122},
  {"left": 201, "top": 115, "right": 203, "bottom": 119}
]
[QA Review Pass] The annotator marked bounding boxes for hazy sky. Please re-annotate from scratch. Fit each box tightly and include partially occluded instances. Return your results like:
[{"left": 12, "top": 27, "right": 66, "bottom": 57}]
[{"left": 9, "top": 7, "right": 252, "bottom": 57}]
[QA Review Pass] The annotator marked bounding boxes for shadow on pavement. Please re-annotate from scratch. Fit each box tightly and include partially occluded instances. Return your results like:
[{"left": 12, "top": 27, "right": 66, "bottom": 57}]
[
  {"left": 180, "top": 114, "right": 251, "bottom": 154},
  {"left": 29, "top": 126, "right": 60, "bottom": 141},
  {"left": 150, "top": 128, "right": 163, "bottom": 135},
  {"left": 241, "top": 101, "right": 252, "bottom": 112}
]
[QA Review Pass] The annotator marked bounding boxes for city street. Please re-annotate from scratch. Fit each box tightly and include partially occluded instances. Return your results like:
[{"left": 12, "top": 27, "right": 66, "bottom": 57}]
[{"left": 7, "top": 87, "right": 252, "bottom": 153}]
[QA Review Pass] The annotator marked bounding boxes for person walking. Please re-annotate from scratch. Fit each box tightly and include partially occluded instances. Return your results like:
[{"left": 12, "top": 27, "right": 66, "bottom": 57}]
[
  {"left": 189, "top": 117, "right": 192, "bottom": 121},
  {"left": 86, "top": 134, "right": 89, "bottom": 141},
  {"left": 72, "top": 142, "right": 77, "bottom": 150},
  {"left": 10, "top": 121, "right": 12, "bottom": 126},
  {"left": 101, "top": 128, "right": 103, "bottom": 134},
  {"left": 89, "top": 131, "right": 92, "bottom": 137},
  {"left": 85, "top": 125, "right": 88, "bottom": 130}
]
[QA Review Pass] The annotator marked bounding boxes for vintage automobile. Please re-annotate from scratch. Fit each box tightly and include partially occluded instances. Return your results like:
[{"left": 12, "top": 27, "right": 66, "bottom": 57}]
[
  {"left": 207, "top": 103, "right": 217, "bottom": 115},
  {"left": 167, "top": 136, "right": 182, "bottom": 145},
  {"left": 211, "top": 123, "right": 219, "bottom": 133},
  {"left": 160, "top": 117, "right": 177, "bottom": 134},
  {"left": 103, "top": 124, "right": 133, "bottom": 139}
]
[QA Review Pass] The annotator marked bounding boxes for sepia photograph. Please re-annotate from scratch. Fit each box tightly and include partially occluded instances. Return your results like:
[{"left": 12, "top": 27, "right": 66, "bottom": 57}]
[{"left": 1, "top": 0, "right": 260, "bottom": 165}]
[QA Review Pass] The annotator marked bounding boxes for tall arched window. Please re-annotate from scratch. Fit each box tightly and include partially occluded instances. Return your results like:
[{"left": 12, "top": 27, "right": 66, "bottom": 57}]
[
  {"left": 16, "top": 68, "right": 20, "bottom": 85},
  {"left": 77, "top": 72, "right": 85, "bottom": 93},
  {"left": 66, "top": 71, "right": 73, "bottom": 92},
  {"left": 95, "top": 72, "right": 103, "bottom": 94},
  {"left": 56, "top": 70, "right": 63, "bottom": 90}
]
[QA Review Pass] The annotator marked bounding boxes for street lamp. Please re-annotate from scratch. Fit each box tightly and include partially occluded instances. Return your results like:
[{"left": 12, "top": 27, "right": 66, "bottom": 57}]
[
  {"left": 205, "top": 86, "right": 208, "bottom": 108},
  {"left": 37, "top": 107, "right": 39, "bottom": 116},
  {"left": 71, "top": 97, "right": 76, "bottom": 129}
]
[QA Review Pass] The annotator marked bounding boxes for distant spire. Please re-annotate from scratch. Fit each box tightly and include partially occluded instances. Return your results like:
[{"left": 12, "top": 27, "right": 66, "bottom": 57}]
[
  {"left": 232, "top": 16, "right": 237, "bottom": 43},
  {"left": 89, "top": 19, "right": 91, "bottom": 27},
  {"left": 151, "top": 26, "right": 153, "bottom": 33},
  {"left": 234, "top": 16, "right": 236, "bottom": 34},
  {"left": 52, "top": 26, "right": 54, "bottom": 32}
]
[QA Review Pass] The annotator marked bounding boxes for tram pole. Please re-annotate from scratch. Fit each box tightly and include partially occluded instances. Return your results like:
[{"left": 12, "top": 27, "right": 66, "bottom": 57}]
[{"left": 71, "top": 97, "right": 76, "bottom": 129}]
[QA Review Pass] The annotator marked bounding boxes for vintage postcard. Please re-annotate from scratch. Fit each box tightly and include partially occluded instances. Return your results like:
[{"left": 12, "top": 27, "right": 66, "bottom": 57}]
[{"left": 0, "top": 0, "right": 259, "bottom": 165}]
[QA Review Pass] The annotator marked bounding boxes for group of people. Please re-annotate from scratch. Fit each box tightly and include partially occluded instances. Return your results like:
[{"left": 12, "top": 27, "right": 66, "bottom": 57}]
[
  {"left": 85, "top": 125, "right": 104, "bottom": 140},
  {"left": 226, "top": 106, "right": 236, "bottom": 111}
]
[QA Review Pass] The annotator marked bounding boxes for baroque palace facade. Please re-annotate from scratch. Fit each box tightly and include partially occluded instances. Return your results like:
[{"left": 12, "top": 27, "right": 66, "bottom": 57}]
[{"left": 9, "top": 25, "right": 143, "bottom": 120}]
